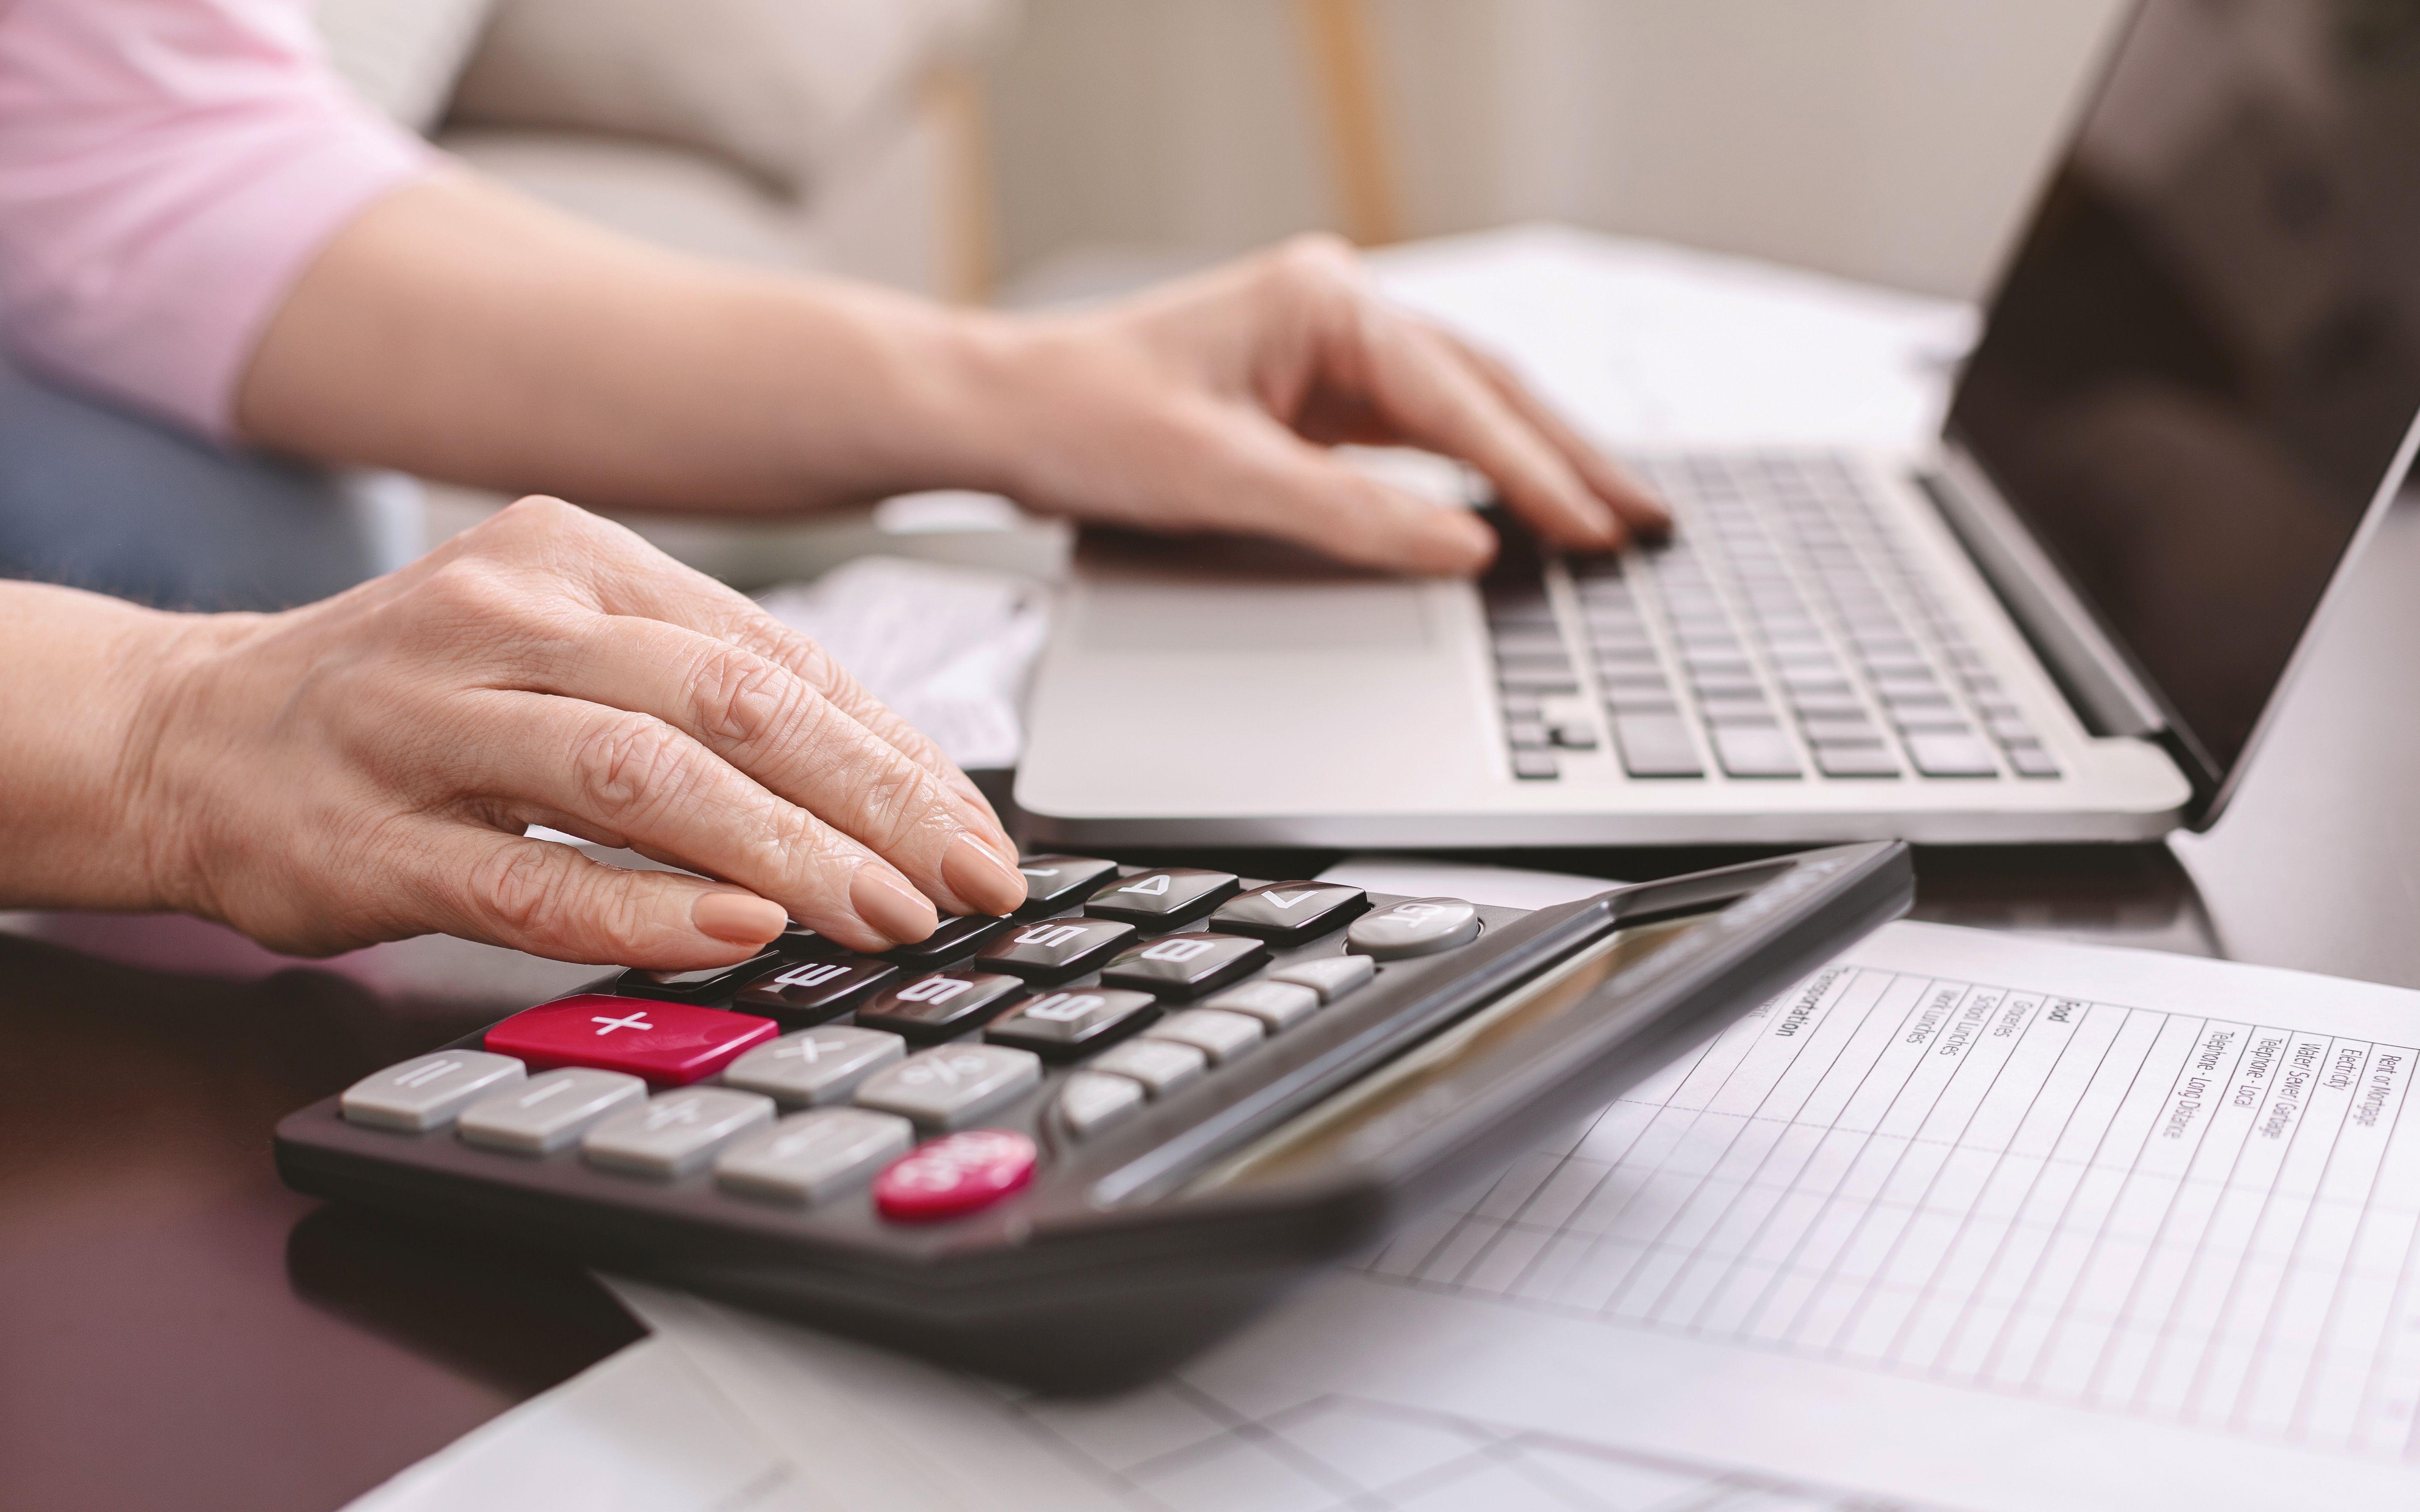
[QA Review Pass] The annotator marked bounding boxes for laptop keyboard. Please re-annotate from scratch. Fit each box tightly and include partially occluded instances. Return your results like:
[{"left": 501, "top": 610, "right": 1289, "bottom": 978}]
[{"left": 1484, "top": 452, "right": 2061, "bottom": 784}]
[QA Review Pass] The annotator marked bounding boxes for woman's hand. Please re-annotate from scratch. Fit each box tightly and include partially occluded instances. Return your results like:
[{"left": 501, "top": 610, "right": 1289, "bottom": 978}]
[
  {"left": 242, "top": 179, "right": 1659, "bottom": 579},
  {"left": 968, "top": 234, "right": 1669, "bottom": 575},
  {"left": 112, "top": 497, "right": 1025, "bottom": 966}
]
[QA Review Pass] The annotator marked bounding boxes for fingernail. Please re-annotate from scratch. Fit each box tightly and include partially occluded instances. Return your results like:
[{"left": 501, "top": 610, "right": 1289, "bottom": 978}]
[
  {"left": 1439, "top": 512, "right": 1497, "bottom": 573},
  {"left": 852, "top": 867, "right": 939, "bottom": 944},
  {"left": 942, "top": 830, "right": 1027, "bottom": 916},
  {"left": 691, "top": 890, "right": 788, "bottom": 946}
]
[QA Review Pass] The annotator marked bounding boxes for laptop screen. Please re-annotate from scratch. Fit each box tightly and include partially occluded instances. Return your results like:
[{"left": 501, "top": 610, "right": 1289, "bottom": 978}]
[{"left": 1948, "top": 0, "right": 2420, "bottom": 806}]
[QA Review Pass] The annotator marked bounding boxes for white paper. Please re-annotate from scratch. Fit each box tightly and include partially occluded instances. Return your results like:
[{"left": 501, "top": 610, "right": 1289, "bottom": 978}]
[
  {"left": 338, "top": 1338, "right": 815, "bottom": 1512},
  {"left": 618, "top": 923, "right": 2420, "bottom": 1512},
  {"left": 758, "top": 556, "right": 1050, "bottom": 771},
  {"left": 1370, "top": 224, "right": 1974, "bottom": 452}
]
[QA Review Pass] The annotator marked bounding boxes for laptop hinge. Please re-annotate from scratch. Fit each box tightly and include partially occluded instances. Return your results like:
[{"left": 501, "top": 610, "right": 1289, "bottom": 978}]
[{"left": 1916, "top": 448, "right": 2166, "bottom": 741}]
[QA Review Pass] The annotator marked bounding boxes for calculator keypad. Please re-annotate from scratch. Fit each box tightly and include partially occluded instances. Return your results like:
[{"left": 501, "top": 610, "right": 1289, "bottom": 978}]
[
  {"left": 1099, "top": 932, "right": 1269, "bottom": 1000},
  {"left": 853, "top": 1043, "right": 1043, "bottom": 1128},
  {"left": 484, "top": 996, "right": 778, "bottom": 1086},
  {"left": 715, "top": 1108, "right": 914, "bottom": 1204},
  {"left": 973, "top": 916, "right": 1137, "bottom": 984},
  {"left": 1084, "top": 867, "right": 1240, "bottom": 925},
  {"left": 733, "top": 955, "right": 898, "bottom": 1025},
  {"left": 721, "top": 1026, "right": 905, "bottom": 1107},
  {"left": 853, "top": 971, "right": 1026, "bottom": 1042},
  {"left": 329, "top": 866, "right": 1497, "bottom": 1233}
]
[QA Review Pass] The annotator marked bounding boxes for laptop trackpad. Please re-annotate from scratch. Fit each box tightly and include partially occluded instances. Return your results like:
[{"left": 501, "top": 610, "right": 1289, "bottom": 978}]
[{"left": 1078, "top": 581, "right": 1432, "bottom": 654}]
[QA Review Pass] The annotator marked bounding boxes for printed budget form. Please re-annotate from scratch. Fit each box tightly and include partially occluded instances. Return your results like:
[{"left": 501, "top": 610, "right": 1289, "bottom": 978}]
[{"left": 615, "top": 921, "right": 2420, "bottom": 1512}]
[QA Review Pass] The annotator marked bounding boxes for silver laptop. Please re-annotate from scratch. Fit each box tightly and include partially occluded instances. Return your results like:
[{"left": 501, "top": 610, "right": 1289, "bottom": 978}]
[{"left": 1016, "top": 0, "right": 2420, "bottom": 850}]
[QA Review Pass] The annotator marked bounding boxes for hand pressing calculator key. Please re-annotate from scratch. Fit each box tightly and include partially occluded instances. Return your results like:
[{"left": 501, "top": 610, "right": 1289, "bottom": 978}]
[{"left": 278, "top": 842, "right": 1910, "bottom": 1389}]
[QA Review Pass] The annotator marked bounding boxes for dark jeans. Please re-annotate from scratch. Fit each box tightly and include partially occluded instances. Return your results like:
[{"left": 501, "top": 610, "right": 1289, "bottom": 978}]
[{"left": 0, "top": 353, "right": 418, "bottom": 612}]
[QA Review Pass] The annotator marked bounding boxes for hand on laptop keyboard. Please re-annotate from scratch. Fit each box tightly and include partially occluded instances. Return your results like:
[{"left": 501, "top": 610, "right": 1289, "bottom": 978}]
[{"left": 972, "top": 234, "right": 1670, "bottom": 575}]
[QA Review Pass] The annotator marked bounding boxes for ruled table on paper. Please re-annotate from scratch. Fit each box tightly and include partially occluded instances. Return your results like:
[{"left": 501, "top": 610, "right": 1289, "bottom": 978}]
[{"left": 1366, "top": 957, "right": 2420, "bottom": 1458}]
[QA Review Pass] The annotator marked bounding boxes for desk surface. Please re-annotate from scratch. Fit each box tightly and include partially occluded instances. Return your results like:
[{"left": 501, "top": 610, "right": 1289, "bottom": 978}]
[{"left": 7, "top": 502, "right": 2417, "bottom": 1512}]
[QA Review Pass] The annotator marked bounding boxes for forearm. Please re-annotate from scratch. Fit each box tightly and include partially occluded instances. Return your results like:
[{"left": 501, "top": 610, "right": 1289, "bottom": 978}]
[
  {"left": 0, "top": 583, "right": 197, "bottom": 911},
  {"left": 235, "top": 173, "right": 1018, "bottom": 514}
]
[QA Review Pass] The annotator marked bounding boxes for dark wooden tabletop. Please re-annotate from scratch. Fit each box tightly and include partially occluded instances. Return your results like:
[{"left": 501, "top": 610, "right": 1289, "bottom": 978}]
[{"left": 8, "top": 500, "right": 2418, "bottom": 1512}]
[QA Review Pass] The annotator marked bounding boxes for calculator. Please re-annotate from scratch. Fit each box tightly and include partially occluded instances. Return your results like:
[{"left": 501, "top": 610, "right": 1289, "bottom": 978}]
[{"left": 276, "top": 842, "right": 1910, "bottom": 1390}]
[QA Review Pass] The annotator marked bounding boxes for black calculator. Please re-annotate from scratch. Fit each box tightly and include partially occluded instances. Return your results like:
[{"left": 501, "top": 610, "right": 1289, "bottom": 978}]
[{"left": 276, "top": 842, "right": 1910, "bottom": 1390}]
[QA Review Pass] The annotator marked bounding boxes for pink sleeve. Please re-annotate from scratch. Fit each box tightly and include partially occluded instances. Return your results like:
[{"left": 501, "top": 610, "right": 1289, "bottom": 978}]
[{"left": 0, "top": 0, "right": 439, "bottom": 439}]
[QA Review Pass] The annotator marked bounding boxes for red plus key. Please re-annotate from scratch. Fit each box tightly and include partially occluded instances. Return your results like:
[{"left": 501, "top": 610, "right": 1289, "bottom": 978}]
[
  {"left": 874, "top": 1130, "right": 1038, "bottom": 1222},
  {"left": 484, "top": 994, "right": 776, "bottom": 1086}
]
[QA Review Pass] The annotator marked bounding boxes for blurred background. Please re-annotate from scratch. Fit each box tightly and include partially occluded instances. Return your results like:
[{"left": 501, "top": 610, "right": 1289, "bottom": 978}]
[{"left": 317, "top": 0, "right": 2130, "bottom": 542}]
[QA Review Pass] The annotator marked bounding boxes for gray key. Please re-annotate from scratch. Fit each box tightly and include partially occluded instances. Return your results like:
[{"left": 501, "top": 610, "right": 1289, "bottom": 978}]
[
  {"left": 1347, "top": 897, "right": 1482, "bottom": 960},
  {"left": 853, "top": 1043, "right": 1042, "bottom": 1127},
  {"left": 458, "top": 1068, "right": 646, "bottom": 1156},
  {"left": 1813, "top": 741, "right": 1902, "bottom": 777},
  {"left": 721, "top": 1026, "right": 905, "bottom": 1107},
  {"left": 1488, "top": 629, "right": 1567, "bottom": 656},
  {"left": 1144, "top": 1009, "right": 1265, "bottom": 1064},
  {"left": 1497, "top": 666, "right": 1580, "bottom": 693},
  {"left": 1907, "top": 731, "right": 2001, "bottom": 777},
  {"left": 714, "top": 1108, "right": 913, "bottom": 1203},
  {"left": 1611, "top": 712, "right": 1703, "bottom": 777},
  {"left": 1712, "top": 724, "right": 1802, "bottom": 777},
  {"left": 2005, "top": 741, "right": 2062, "bottom": 778},
  {"left": 1204, "top": 979, "right": 1320, "bottom": 1032},
  {"left": 1550, "top": 722, "right": 1599, "bottom": 750},
  {"left": 1504, "top": 718, "right": 1551, "bottom": 750},
  {"left": 1055, "top": 1072, "right": 1147, "bottom": 1139},
  {"left": 1089, "top": 1037, "right": 1207, "bottom": 1096},
  {"left": 341, "top": 1050, "right": 524, "bottom": 1132},
  {"left": 584, "top": 1088, "right": 774, "bottom": 1178},
  {"left": 1511, "top": 750, "right": 1560, "bottom": 780},
  {"left": 1270, "top": 953, "right": 1376, "bottom": 1002}
]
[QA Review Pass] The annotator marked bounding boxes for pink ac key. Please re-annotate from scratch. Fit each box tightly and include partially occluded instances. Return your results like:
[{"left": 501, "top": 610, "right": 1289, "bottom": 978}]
[
  {"left": 484, "top": 994, "right": 777, "bottom": 1086},
  {"left": 873, "top": 1130, "right": 1039, "bottom": 1222}
]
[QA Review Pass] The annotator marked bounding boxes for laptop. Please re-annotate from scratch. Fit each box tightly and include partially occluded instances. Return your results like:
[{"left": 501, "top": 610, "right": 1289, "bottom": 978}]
[{"left": 1015, "top": 0, "right": 2420, "bottom": 849}]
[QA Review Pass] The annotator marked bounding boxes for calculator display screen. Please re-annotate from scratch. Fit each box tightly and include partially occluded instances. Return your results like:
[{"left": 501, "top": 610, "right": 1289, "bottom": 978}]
[{"left": 1187, "top": 914, "right": 1705, "bottom": 1193}]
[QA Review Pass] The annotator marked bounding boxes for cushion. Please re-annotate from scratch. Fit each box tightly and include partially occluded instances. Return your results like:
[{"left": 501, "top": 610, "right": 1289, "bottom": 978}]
[
  {"left": 314, "top": 0, "right": 501, "bottom": 135},
  {"left": 446, "top": 0, "right": 1004, "bottom": 197}
]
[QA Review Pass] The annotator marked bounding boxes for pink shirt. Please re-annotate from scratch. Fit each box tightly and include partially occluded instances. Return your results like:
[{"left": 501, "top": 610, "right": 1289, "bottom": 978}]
[{"left": 0, "top": 0, "right": 436, "bottom": 439}]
